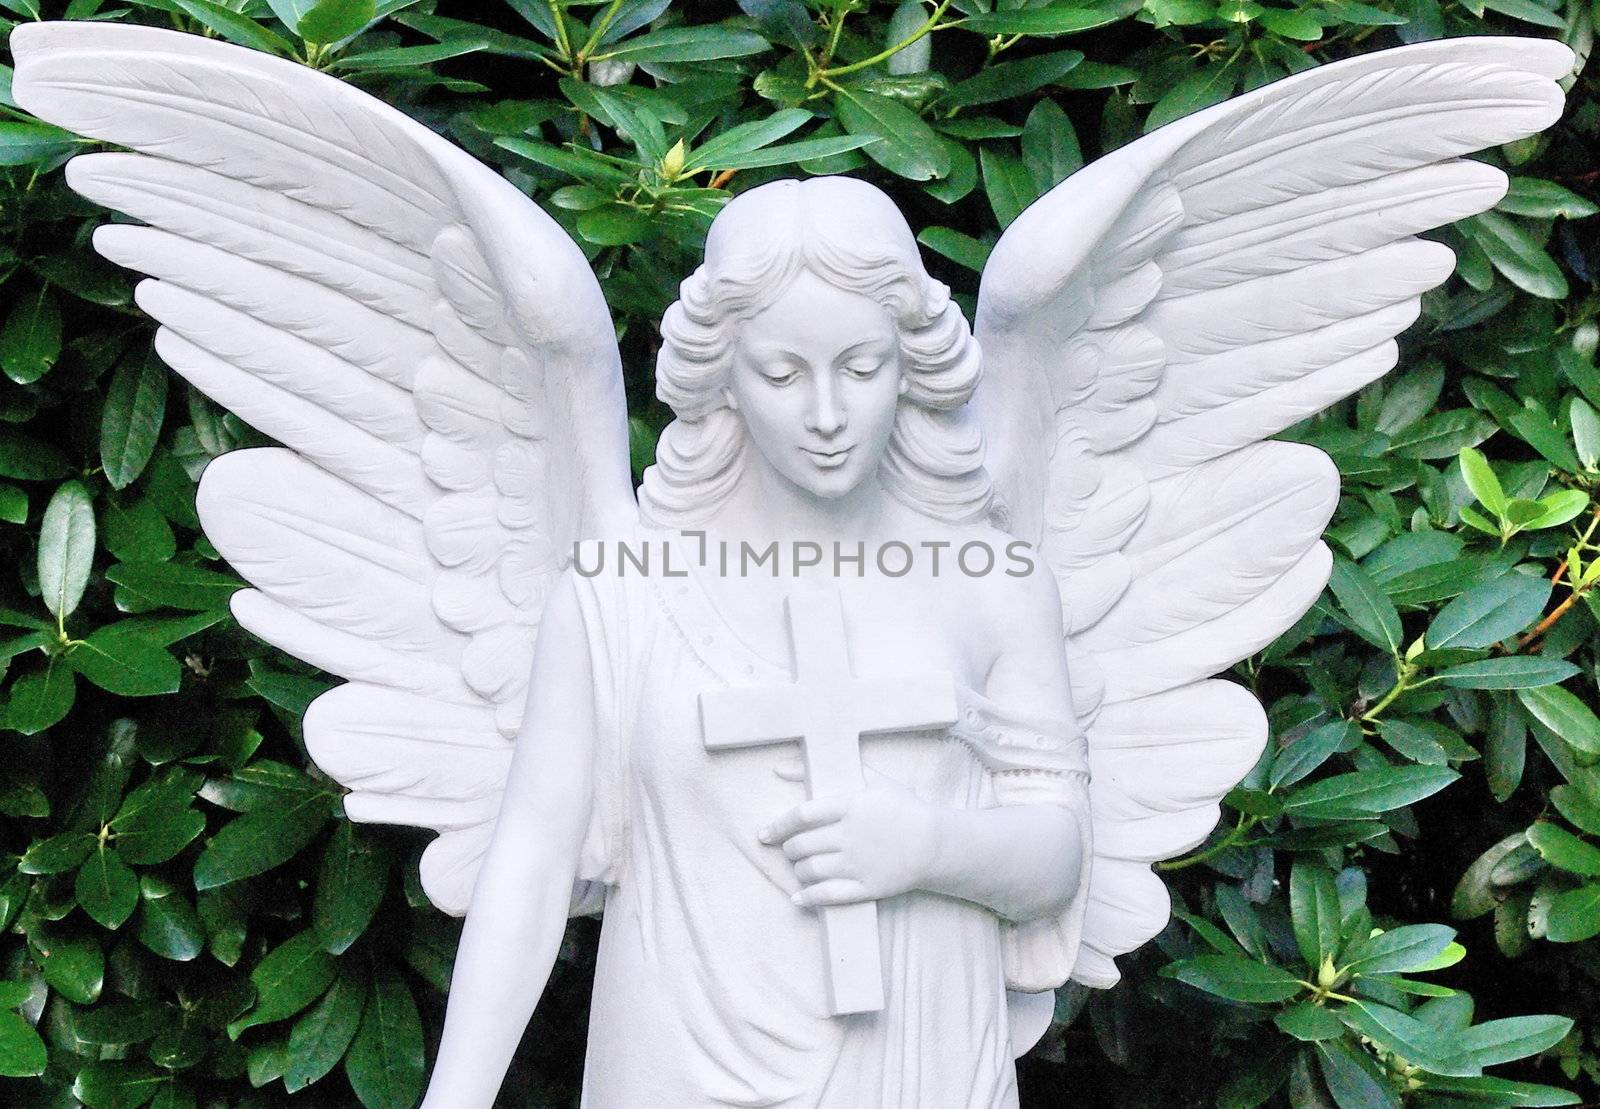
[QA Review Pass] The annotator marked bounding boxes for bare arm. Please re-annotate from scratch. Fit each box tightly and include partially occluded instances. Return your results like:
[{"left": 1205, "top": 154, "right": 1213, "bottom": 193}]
[
  {"left": 420, "top": 577, "right": 598, "bottom": 1108},
  {"left": 916, "top": 579, "right": 1085, "bottom": 923},
  {"left": 768, "top": 567, "right": 1086, "bottom": 924}
]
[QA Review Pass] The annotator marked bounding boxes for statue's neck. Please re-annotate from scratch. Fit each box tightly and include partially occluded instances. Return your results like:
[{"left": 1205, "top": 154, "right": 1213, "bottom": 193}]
[{"left": 717, "top": 465, "right": 892, "bottom": 546}]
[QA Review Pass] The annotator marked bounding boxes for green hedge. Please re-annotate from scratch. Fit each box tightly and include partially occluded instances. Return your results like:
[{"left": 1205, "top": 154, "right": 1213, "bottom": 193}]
[{"left": 0, "top": 0, "right": 1596, "bottom": 1105}]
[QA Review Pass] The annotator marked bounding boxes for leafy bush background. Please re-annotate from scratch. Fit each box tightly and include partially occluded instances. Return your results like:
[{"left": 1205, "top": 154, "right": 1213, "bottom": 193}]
[{"left": 0, "top": 0, "right": 1596, "bottom": 1105}]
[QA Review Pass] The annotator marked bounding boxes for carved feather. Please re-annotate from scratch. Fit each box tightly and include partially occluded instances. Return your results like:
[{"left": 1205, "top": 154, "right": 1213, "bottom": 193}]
[
  {"left": 11, "top": 21, "right": 636, "bottom": 917},
  {"left": 974, "top": 37, "right": 1572, "bottom": 987}
]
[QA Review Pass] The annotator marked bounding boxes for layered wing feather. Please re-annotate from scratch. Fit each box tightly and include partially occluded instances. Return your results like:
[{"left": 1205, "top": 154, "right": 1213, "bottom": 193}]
[
  {"left": 11, "top": 22, "right": 636, "bottom": 915},
  {"left": 974, "top": 38, "right": 1571, "bottom": 987}
]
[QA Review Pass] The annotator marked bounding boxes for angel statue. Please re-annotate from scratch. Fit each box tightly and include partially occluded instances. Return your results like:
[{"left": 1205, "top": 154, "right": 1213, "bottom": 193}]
[{"left": 10, "top": 18, "right": 1572, "bottom": 1107}]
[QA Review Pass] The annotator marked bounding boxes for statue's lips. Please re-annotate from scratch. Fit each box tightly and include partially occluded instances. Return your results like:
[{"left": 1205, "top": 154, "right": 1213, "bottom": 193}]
[{"left": 800, "top": 446, "right": 852, "bottom": 469}]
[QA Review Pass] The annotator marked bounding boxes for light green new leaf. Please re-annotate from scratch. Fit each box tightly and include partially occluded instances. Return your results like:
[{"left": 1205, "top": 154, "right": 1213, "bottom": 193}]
[{"left": 1458, "top": 447, "right": 1506, "bottom": 515}]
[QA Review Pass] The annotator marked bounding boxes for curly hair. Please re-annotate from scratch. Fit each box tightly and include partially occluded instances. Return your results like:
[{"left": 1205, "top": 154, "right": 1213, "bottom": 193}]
[{"left": 638, "top": 177, "right": 993, "bottom": 527}]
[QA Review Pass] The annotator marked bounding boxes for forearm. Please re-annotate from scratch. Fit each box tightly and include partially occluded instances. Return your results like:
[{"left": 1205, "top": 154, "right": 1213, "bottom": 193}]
[
  {"left": 421, "top": 840, "right": 573, "bottom": 1108},
  {"left": 918, "top": 802, "right": 1083, "bottom": 923}
]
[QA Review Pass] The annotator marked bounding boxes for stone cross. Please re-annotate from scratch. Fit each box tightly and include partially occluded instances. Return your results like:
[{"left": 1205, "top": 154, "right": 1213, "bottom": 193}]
[{"left": 698, "top": 587, "right": 959, "bottom": 1015}]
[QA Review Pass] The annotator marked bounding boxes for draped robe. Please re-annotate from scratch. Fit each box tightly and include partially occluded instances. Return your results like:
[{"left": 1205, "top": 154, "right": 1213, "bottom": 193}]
[{"left": 564, "top": 544, "right": 1093, "bottom": 1107}]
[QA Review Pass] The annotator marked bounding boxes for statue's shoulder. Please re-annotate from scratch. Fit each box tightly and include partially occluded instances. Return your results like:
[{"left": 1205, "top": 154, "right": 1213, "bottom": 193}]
[{"left": 911, "top": 516, "right": 1061, "bottom": 632}]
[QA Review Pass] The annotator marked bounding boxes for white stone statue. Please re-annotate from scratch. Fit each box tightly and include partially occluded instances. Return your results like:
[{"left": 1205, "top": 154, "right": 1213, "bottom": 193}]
[{"left": 10, "top": 20, "right": 1571, "bottom": 1106}]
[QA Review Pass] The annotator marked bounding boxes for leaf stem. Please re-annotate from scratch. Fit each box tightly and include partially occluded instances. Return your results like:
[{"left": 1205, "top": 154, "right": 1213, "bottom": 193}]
[
  {"left": 813, "top": 0, "right": 953, "bottom": 84},
  {"left": 547, "top": 0, "right": 573, "bottom": 62},
  {"left": 577, "top": 0, "right": 626, "bottom": 62},
  {"left": 1158, "top": 814, "right": 1258, "bottom": 871}
]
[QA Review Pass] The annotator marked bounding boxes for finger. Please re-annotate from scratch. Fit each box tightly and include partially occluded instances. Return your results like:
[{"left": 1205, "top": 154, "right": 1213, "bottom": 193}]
[
  {"left": 794, "top": 854, "right": 853, "bottom": 883},
  {"left": 759, "top": 797, "right": 847, "bottom": 845},
  {"left": 793, "top": 878, "right": 870, "bottom": 908},
  {"left": 773, "top": 756, "right": 804, "bottom": 783},
  {"left": 781, "top": 827, "right": 843, "bottom": 861}
]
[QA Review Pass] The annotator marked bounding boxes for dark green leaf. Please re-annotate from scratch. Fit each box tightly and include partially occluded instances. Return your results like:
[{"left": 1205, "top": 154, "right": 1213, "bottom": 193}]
[
  {"left": 1544, "top": 884, "right": 1600, "bottom": 942},
  {"left": 0, "top": 1009, "right": 47, "bottom": 1077},
  {"left": 344, "top": 962, "right": 424, "bottom": 1109},
  {"left": 979, "top": 145, "right": 1035, "bottom": 228},
  {"left": 193, "top": 800, "right": 332, "bottom": 891},
  {"left": 75, "top": 847, "right": 139, "bottom": 929},
  {"left": 1436, "top": 656, "right": 1579, "bottom": 689},
  {"left": 230, "top": 930, "right": 338, "bottom": 1036},
  {"left": 1427, "top": 575, "right": 1551, "bottom": 650},
  {"left": 1461, "top": 1015, "right": 1573, "bottom": 1066},
  {"left": 1283, "top": 765, "right": 1459, "bottom": 821},
  {"left": 944, "top": 50, "right": 1084, "bottom": 108},
  {"left": 38, "top": 480, "right": 96, "bottom": 620},
  {"left": 1290, "top": 862, "right": 1341, "bottom": 969},
  {"left": 1328, "top": 557, "right": 1402, "bottom": 654},
  {"left": 72, "top": 1060, "right": 164, "bottom": 1109},
  {"left": 1517, "top": 686, "right": 1600, "bottom": 755},
  {"left": 595, "top": 26, "right": 768, "bottom": 63},
  {"left": 70, "top": 625, "right": 183, "bottom": 697},
  {"left": 835, "top": 88, "right": 950, "bottom": 181},
  {"left": 313, "top": 821, "right": 389, "bottom": 955},
  {"left": 961, "top": 5, "right": 1135, "bottom": 35},
  {"left": 105, "top": 562, "right": 241, "bottom": 612},
  {"left": 0, "top": 288, "right": 62, "bottom": 385},
  {"left": 285, "top": 966, "right": 367, "bottom": 1093},
  {"left": 1526, "top": 822, "right": 1600, "bottom": 877},
  {"left": 298, "top": 0, "right": 376, "bottom": 43},
  {"left": 100, "top": 355, "right": 168, "bottom": 492},
  {"left": 1342, "top": 923, "right": 1456, "bottom": 975},
  {"left": 1274, "top": 1001, "right": 1344, "bottom": 1041},
  {"left": 38, "top": 928, "right": 104, "bottom": 1005},
  {"left": 6, "top": 662, "right": 77, "bottom": 735},
  {"left": 20, "top": 829, "right": 94, "bottom": 875},
  {"left": 135, "top": 878, "right": 205, "bottom": 962},
  {"left": 1163, "top": 954, "right": 1303, "bottom": 1002}
]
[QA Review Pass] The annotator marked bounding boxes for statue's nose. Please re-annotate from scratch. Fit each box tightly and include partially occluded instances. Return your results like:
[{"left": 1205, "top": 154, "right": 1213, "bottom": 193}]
[{"left": 805, "top": 371, "right": 848, "bottom": 437}]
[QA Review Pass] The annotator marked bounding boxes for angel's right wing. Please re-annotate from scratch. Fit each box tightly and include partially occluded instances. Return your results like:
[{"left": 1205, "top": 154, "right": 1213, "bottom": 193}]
[{"left": 12, "top": 21, "right": 637, "bottom": 915}]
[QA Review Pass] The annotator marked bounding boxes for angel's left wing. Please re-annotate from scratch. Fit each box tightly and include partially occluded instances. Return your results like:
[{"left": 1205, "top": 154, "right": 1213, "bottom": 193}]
[
  {"left": 973, "top": 37, "right": 1572, "bottom": 989},
  {"left": 11, "top": 22, "right": 637, "bottom": 916}
]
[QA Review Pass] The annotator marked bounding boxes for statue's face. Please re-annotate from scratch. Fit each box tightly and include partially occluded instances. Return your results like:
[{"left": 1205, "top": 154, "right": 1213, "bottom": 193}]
[{"left": 727, "top": 269, "right": 905, "bottom": 502}]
